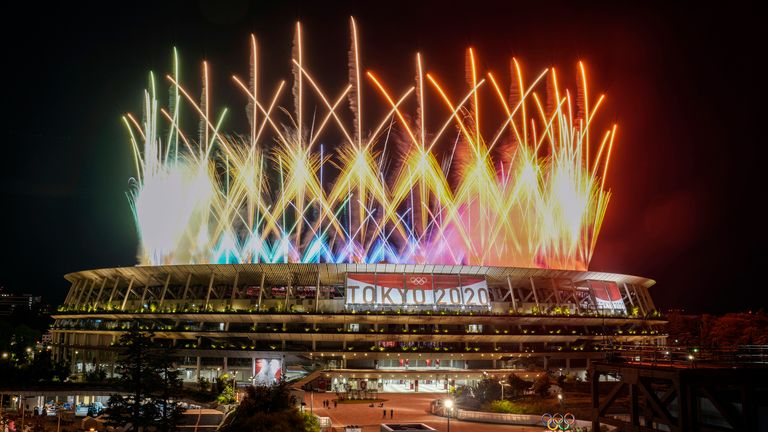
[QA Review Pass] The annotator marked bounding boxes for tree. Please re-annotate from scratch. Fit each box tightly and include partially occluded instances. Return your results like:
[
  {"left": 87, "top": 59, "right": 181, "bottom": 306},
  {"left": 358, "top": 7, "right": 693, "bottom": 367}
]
[
  {"left": 556, "top": 374, "right": 566, "bottom": 387},
  {"left": 473, "top": 379, "right": 502, "bottom": 403},
  {"left": 11, "top": 324, "right": 40, "bottom": 362},
  {"left": 104, "top": 326, "right": 185, "bottom": 431},
  {"left": 219, "top": 383, "right": 319, "bottom": 432},
  {"left": 150, "top": 339, "right": 186, "bottom": 432},
  {"left": 532, "top": 373, "right": 551, "bottom": 397},
  {"left": 84, "top": 365, "right": 108, "bottom": 383},
  {"left": 506, "top": 373, "right": 531, "bottom": 398},
  {"left": 453, "top": 378, "right": 502, "bottom": 409},
  {"left": 2, "top": 349, "right": 69, "bottom": 385}
]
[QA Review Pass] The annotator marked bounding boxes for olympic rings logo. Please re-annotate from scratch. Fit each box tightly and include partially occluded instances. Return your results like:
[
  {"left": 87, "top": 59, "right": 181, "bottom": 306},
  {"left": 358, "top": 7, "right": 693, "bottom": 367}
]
[
  {"left": 541, "top": 412, "right": 576, "bottom": 431},
  {"left": 410, "top": 277, "right": 428, "bottom": 285}
]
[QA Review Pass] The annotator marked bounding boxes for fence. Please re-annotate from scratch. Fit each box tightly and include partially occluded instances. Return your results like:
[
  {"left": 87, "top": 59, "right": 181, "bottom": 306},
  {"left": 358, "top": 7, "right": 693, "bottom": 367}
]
[{"left": 430, "top": 403, "right": 597, "bottom": 430}]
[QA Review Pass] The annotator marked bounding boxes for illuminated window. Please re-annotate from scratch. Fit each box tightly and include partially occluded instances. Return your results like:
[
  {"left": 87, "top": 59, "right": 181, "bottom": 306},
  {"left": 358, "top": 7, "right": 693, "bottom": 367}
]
[{"left": 466, "top": 324, "right": 482, "bottom": 333}]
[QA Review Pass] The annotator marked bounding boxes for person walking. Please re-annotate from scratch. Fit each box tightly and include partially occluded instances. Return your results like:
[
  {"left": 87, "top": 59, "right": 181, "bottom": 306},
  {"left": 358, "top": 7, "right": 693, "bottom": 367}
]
[
  {"left": 334, "top": 400, "right": 338, "bottom": 408},
  {"left": 390, "top": 408, "right": 394, "bottom": 418},
  {"left": 383, "top": 408, "right": 387, "bottom": 418}
]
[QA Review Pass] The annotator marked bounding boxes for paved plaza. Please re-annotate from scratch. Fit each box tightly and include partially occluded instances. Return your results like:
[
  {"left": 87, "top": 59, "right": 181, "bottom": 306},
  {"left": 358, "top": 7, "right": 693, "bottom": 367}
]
[{"left": 306, "top": 392, "right": 545, "bottom": 432}]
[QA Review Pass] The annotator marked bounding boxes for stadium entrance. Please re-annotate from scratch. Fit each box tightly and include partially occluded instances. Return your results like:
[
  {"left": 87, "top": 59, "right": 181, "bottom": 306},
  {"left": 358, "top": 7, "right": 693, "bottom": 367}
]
[{"left": 300, "top": 368, "right": 544, "bottom": 394}]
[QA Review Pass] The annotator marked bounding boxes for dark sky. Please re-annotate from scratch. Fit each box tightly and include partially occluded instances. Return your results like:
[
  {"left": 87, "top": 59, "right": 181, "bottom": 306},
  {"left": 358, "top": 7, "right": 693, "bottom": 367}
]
[{"left": 0, "top": 0, "right": 762, "bottom": 314}]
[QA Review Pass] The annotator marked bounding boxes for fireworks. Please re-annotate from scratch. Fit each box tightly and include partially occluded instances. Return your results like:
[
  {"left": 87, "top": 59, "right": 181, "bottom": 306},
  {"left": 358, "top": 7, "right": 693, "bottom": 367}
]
[{"left": 125, "top": 19, "right": 616, "bottom": 270}]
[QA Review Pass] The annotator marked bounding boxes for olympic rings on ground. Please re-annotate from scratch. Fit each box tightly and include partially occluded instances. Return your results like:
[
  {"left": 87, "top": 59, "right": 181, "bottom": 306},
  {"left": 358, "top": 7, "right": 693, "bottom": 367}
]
[{"left": 542, "top": 412, "right": 577, "bottom": 431}]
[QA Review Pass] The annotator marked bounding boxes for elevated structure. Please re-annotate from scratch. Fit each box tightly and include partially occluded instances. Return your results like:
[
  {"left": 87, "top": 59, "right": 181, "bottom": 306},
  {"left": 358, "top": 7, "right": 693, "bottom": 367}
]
[
  {"left": 51, "top": 263, "right": 664, "bottom": 391},
  {"left": 591, "top": 362, "right": 768, "bottom": 431}
]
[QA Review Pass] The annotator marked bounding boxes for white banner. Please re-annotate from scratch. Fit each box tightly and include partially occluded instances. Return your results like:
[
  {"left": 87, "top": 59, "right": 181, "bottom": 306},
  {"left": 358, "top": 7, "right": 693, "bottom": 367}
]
[
  {"left": 345, "top": 273, "right": 489, "bottom": 307},
  {"left": 253, "top": 358, "right": 282, "bottom": 385}
]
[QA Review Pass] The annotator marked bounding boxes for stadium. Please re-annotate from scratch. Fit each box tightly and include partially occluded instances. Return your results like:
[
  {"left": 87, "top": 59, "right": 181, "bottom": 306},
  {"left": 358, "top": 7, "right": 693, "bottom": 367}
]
[
  {"left": 50, "top": 263, "right": 664, "bottom": 392},
  {"left": 50, "top": 22, "right": 667, "bottom": 393}
]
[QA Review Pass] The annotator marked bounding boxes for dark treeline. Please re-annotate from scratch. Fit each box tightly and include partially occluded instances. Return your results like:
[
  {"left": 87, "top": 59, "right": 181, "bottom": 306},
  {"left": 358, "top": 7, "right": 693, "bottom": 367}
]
[{"left": 665, "top": 310, "right": 768, "bottom": 349}]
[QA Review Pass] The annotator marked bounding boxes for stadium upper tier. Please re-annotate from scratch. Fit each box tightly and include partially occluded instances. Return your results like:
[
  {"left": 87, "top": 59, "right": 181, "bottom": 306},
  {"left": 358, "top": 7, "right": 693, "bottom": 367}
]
[{"left": 57, "top": 263, "right": 656, "bottom": 316}]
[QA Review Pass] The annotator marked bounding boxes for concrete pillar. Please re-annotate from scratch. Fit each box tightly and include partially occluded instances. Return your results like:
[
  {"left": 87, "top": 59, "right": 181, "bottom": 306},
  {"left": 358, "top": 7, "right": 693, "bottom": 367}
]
[
  {"left": 223, "top": 357, "right": 228, "bottom": 373},
  {"left": 543, "top": 356, "right": 548, "bottom": 371},
  {"left": 196, "top": 356, "right": 201, "bottom": 380},
  {"left": 565, "top": 358, "right": 571, "bottom": 371}
]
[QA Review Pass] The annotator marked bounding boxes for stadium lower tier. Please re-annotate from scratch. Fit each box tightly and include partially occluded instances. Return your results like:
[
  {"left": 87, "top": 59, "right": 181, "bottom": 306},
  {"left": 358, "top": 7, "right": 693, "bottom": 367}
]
[{"left": 50, "top": 263, "right": 666, "bottom": 386}]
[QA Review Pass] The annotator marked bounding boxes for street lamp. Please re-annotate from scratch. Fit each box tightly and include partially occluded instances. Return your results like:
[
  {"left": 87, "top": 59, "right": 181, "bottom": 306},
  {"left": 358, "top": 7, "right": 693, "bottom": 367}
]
[
  {"left": 499, "top": 380, "right": 510, "bottom": 400},
  {"left": 444, "top": 399, "right": 453, "bottom": 432}
]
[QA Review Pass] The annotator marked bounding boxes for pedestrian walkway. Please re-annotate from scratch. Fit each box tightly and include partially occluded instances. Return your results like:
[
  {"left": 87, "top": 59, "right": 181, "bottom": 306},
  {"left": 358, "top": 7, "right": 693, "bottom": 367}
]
[{"left": 306, "top": 392, "right": 543, "bottom": 432}]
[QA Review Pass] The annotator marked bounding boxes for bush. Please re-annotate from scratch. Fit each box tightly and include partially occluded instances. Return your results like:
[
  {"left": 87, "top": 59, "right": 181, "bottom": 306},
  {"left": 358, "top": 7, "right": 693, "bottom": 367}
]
[
  {"left": 217, "top": 381, "right": 236, "bottom": 404},
  {"left": 485, "top": 398, "right": 557, "bottom": 415},
  {"left": 490, "top": 400, "right": 515, "bottom": 413},
  {"left": 198, "top": 377, "right": 211, "bottom": 392}
]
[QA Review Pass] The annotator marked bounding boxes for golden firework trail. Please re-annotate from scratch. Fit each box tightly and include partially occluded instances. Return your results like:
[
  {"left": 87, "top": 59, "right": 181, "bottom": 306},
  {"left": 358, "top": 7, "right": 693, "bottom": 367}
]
[{"left": 125, "top": 19, "right": 616, "bottom": 270}]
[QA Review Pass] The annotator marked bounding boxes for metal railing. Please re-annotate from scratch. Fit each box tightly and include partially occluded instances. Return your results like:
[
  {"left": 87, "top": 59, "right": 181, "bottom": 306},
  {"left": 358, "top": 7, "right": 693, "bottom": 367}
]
[{"left": 599, "top": 344, "right": 768, "bottom": 367}]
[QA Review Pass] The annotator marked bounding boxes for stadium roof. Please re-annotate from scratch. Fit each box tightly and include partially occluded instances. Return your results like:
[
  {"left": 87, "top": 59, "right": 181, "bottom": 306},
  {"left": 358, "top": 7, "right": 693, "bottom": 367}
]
[{"left": 65, "top": 263, "right": 655, "bottom": 288}]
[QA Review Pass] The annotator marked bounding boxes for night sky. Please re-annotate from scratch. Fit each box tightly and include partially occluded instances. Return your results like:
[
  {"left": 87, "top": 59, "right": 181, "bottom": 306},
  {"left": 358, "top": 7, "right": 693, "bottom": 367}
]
[{"left": 0, "top": 1, "right": 762, "bottom": 314}]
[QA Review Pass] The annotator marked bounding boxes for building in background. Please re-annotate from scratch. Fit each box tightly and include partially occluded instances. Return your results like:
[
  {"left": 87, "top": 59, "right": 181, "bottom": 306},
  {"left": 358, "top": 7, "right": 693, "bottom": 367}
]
[{"left": 0, "top": 287, "right": 42, "bottom": 316}]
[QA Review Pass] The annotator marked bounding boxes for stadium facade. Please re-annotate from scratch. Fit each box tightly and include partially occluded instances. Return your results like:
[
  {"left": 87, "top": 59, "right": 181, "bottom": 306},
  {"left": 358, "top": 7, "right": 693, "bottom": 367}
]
[{"left": 51, "top": 263, "right": 664, "bottom": 392}]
